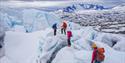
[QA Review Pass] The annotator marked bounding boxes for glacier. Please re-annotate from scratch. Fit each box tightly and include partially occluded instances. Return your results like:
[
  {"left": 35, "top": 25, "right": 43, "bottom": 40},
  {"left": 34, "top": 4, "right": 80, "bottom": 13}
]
[
  {"left": 0, "top": 26, "right": 125, "bottom": 63},
  {"left": 0, "top": 1, "right": 125, "bottom": 63}
]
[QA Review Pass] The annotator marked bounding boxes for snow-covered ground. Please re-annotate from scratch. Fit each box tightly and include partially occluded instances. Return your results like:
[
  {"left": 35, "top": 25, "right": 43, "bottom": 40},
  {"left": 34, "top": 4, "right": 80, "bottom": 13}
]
[
  {"left": 0, "top": 25, "right": 125, "bottom": 63},
  {"left": 52, "top": 42, "right": 125, "bottom": 63}
]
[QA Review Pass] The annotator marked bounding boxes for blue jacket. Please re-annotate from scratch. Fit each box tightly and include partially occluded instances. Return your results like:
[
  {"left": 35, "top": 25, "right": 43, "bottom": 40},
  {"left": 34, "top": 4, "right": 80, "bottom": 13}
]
[{"left": 52, "top": 23, "right": 57, "bottom": 29}]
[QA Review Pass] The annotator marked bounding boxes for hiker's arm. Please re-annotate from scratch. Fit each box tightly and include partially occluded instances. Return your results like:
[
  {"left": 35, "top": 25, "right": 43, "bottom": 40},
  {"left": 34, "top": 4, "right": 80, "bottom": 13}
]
[{"left": 71, "top": 32, "right": 73, "bottom": 37}]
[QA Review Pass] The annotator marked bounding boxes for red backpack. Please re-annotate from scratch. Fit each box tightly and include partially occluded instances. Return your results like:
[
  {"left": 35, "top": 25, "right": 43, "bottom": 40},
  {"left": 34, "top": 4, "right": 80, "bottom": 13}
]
[
  {"left": 97, "top": 48, "right": 105, "bottom": 61},
  {"left": 67, "top": 31, "right": 72, "bottom": 38}
]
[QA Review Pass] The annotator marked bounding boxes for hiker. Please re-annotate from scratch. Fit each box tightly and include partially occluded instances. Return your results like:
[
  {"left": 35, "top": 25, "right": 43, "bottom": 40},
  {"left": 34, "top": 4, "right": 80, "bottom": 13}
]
[
  {"left": 0, "top": 27, "right": 5, "bottom": 48},
  {"left": 61, "top": 21, "right": 67, "bottom": 35},
  {"left": 52, "top": 23, "right": 57, "bottom": 36},
  {"left": 91, "top": 42, "right": 105, "bottom": 63},
  {"left": 67, "top": 29, "right": 72, "bottom": 47}
]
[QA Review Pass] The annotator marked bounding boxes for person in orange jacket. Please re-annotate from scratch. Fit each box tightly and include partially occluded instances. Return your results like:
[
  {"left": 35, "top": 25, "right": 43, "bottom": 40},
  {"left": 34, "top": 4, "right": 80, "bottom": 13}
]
[
  {"left": 91, "top": 43, "right": 105, "bottom": 63},
  {"left": 61, "top": 21, "right": 67, "bottom": 35}
]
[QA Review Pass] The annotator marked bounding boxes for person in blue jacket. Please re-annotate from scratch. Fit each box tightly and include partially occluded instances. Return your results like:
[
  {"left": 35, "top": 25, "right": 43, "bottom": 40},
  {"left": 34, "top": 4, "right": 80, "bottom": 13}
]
[{"left": 52, "top": 23, "right": 57, "bottom": 36}]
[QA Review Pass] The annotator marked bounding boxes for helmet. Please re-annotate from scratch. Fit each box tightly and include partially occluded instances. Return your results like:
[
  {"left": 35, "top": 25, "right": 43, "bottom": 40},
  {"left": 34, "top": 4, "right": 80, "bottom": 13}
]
[
  {"left": 92, "top": 42, "right": 97, "bottom": 48},
  {"left": 63, "top": 20, "right": 67, "bottom": 23}
]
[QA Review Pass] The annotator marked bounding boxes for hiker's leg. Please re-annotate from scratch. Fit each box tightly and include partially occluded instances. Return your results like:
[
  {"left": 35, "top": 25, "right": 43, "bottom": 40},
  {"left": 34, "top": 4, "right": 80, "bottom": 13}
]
[
  {"left": 69, "top": 38, "right": 71, "bottom": 46},
  {"left": 67, "top": 38, "right": 71, "bottom": 47},
  {"left": 0, "top": 38, "right": 4, "bottom": 48},
  {"left": 0, "top": 44, "right": 2, "bottom": 48},
  {"left": 96, "top": 60, "right": 101, "bottom": 63},
  {"left": 55, "top": 29, "right": 57, "bottom": 35},
  {"left": 54, "top": 29, "right": 56, "bottom": 36},
  {"left": 64, "top": 29, "right": 66, "bottom": 35},
  {"left": 98, "top": 61, "right": 101, "bottom": 63},
  {"left": 61, "top": 28, "right": 63, "bottom": 34}
]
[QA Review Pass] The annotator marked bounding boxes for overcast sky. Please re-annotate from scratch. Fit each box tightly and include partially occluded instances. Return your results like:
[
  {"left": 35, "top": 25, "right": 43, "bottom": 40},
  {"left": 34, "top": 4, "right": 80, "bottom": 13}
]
[
  {"left": 0, "top": 0, "right": 70, "bottom": 1},
  {"left": 0, "top": 0, "right": 67, "bottom": 1},
  {"left": 0, "top": 0, "right": 125, "bottom": 2},
  {"left": 0, "top": 1, "right": 71, "bottom": 8},
  {"left": 0, "top": 0, "right": 124, "bottom": 8}
]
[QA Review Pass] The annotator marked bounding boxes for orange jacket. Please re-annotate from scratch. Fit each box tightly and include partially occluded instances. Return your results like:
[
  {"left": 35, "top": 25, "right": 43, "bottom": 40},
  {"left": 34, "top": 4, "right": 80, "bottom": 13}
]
[{"left": 61, "top": 22, "right": 67, "bottom": 29}]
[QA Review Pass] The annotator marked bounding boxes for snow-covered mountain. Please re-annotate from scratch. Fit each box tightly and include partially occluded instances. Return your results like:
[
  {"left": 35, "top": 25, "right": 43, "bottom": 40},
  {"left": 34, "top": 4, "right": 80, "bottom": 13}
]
[
  {"left": 62, "top": 3, "right": 111, "bottom": 13},
  {"left": 0, "top": 1, "right": 124, "bottom": 12}
]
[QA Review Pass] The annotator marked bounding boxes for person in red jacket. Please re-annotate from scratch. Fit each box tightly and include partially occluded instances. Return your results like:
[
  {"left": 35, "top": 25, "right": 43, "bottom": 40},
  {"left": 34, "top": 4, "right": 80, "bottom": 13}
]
[
  {"left": 91, "top": 43, "right": 98, "bottom": 63},
  {"left": 67, "top": 30, "right": 72, "bottom": 47}
]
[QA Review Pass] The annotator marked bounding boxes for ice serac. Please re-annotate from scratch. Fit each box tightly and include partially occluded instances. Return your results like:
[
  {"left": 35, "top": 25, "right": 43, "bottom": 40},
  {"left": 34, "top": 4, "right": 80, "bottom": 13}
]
[
  {"left": 22, "top": 9, "right": 61, "bottom": 32},
  {"left": 0, "top": 12, "right": 22, "bottom": 31},
  {"left": 0, "top": 9, "right": 61, "bottom": 32},
  {"left": 94, "top": 33, "right": 125, "bottom": 51}
]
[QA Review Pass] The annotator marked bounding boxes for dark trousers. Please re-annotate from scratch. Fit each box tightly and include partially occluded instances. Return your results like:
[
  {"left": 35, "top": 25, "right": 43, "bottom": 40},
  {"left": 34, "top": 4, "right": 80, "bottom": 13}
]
[
  {"left": 95, "top": 60, "right": 101, "bottom": 63},
  {"left": 0, "top": 37, "right": 4, "bottom": 48},
  {"left": 54, "top": 29, "right": 57, "bottom": 36},
  {"left": 67, "top": 38, "right": 71, "bottom": 46},
  {"left": 61, "top": 28, "right": 66, "bottom": 35},
  {"left": 0, "top": 44, "right": 2, "bottom": 48}
]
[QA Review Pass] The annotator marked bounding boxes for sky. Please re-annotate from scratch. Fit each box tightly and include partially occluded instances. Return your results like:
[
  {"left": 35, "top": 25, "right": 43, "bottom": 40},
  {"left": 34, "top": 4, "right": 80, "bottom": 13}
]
[
  {"left": 0, "top": 0, "right": 68, "bottom": 1},
  {"left": 0, "top": 1, "right": 71, "bottom": 8},
  {"left": 0, "top": 0, "right": 125, "bottom": 2},
  {"left": 0, "top": 0, "right": 125, "bottom": 8}
]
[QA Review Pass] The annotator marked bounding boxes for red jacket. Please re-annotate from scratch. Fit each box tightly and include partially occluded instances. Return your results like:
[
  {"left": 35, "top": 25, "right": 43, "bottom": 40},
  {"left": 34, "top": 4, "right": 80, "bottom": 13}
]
[
  {"left": 91, "top": 48, "right": 97, "bottom": 63},
  {"left": 67, "top": 31, "right": 72, "bottom": 39}
]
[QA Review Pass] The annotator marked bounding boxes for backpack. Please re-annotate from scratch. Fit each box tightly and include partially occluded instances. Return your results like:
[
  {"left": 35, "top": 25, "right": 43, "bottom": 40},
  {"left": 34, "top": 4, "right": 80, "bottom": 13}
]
[
  {"left": 96, "top": 48, "right": 105, "bottom": 61},
  {"left": 63, "top": 22, "right": 67, "bottom": 29},
  {"left": 52, "top": 23, "right": 57, "bottom": 29},
  {"left": 67, "top": 31, "right": 72, "bottom": 38}
]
